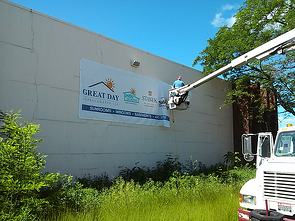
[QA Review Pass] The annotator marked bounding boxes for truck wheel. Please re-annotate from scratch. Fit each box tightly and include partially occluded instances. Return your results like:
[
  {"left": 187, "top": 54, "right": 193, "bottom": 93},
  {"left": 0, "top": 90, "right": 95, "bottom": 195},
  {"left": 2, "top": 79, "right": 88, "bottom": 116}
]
[{"left": 250, "top": 209, "right": 284, "bottom": 221}]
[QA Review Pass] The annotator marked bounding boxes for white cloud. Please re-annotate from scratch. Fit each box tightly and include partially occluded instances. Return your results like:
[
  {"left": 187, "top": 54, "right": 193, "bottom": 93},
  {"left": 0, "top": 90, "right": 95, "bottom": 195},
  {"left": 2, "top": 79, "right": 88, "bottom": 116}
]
[
  {"left": 222, "top": 4, "right": 235, "bottom": 11},
  {"left": 211, "top": 13, "right": 224, "bottom": 27},
  {"left": 226, "top": 16, "right": 236, "bottom": 27},
  {"left": 211, "top": 13, "right": 236, "bottom": 27},
  {"left": 211, "top": 4, "right": 238, "bottom": 28}
]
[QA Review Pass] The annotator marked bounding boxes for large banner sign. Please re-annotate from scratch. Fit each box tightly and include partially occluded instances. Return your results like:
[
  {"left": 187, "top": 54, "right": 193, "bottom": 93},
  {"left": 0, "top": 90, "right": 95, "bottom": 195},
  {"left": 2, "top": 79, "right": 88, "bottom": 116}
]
[{"left": 79, "top": 59, "right": 170, "bottom": 127}]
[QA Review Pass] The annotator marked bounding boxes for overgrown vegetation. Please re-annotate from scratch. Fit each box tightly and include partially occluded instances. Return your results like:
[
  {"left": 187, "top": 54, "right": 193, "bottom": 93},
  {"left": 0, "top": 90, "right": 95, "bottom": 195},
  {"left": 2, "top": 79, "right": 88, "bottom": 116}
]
[
  {"left": 0, "top": 110, "right": 256, "bottom": 220},
  {"left": 0, "top": 110, "right": 62, "bottom": 220}
]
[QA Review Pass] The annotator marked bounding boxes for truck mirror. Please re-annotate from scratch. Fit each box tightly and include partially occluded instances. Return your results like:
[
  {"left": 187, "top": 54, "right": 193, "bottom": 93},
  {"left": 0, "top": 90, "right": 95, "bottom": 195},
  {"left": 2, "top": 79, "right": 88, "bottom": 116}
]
[
  {"left": 242, "top": 134, "right": 254, "bottom": 162},
  {"left": 242, "top": 135, "right": 252, "bottom": 154},
  {"left": 244, "top": 153, "right": 255, "bottom": 162}
]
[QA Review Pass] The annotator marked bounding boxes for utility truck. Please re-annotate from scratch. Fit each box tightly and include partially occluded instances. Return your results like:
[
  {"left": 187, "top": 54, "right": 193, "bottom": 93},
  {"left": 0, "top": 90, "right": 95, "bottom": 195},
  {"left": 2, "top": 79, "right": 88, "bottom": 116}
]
[
  {"left": 238, "top": 125, "right": 295, "bottom": 220},
  {"left": 167, "top": 28, "right": 295, "bottom": 221}
]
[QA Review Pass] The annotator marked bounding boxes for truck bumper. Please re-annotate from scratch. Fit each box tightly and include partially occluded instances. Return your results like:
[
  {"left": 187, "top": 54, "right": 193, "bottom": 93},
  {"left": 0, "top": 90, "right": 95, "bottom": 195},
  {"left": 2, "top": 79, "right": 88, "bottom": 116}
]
[
  {"left": 238, "top": 208, "right": 250, "bottom": 221},
  {"left": 238, "top": 207, "right": 295, "bottom": 221}
]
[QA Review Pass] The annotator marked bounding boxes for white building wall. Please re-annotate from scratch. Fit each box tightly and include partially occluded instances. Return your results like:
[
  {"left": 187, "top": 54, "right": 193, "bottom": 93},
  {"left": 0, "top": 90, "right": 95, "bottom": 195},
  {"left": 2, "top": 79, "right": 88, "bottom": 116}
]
[{"left": 0, "top": 0, "right": 233, "bottom": 177}]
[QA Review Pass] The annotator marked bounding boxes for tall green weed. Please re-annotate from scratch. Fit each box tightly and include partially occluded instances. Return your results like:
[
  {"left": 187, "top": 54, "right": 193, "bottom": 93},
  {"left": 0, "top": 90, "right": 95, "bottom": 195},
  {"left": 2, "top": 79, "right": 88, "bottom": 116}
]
[
  {"left": 51, "top": 171, "right": 248, "bottom": 220},
  {"left": 1, "top": 110, "right": 256, "bottom": 221}
]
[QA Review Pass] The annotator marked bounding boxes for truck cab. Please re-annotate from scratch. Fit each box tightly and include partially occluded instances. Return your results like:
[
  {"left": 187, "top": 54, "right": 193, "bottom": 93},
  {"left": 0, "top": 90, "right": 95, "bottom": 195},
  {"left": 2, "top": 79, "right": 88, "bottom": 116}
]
[{"left": 238, "top": 124, "right": 295, "bottom": 221}]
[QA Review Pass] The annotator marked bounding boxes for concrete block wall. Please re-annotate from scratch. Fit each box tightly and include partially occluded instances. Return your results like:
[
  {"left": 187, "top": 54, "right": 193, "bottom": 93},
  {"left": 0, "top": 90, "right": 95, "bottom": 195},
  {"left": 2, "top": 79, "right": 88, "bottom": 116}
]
[{"left": 0, "top": 0, "right": 233, "bottom": 177}]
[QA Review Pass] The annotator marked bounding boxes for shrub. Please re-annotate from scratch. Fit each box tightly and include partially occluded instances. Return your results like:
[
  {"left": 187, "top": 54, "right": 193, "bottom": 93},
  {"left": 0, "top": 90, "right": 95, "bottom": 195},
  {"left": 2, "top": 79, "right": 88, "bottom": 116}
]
[
  {"left": 118, "top": 155, "right": 183, "bottom": 184},
  {"left": 152, "top": 155, "right": 182, "bottom": 182},
  {"left": 41, "top": 175, "right": 102, "bottom": 215},
  {"left": 0, "top": 110, "right": 61, "bottom": 220},
  {"left": 119, "top": 163, "right": 151, "bottom": 184},
  {"left": 117, "top": 153, "right": 255, "bottom": 186},
  {"left": 77, "top": 172, "right": 112, "bottom": 191}
]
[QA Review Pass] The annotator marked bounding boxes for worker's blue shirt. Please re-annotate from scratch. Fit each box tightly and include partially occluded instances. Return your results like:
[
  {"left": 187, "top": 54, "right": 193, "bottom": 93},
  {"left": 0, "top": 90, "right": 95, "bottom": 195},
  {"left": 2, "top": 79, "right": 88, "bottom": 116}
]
[{"left": 173, "top": 80, "right": 185, "bottom": 88}]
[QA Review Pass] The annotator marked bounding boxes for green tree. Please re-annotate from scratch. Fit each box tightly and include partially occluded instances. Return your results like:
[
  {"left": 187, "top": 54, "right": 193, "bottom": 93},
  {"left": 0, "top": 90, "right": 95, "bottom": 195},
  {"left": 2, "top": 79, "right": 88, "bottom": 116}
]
[
  {"left": 0, "top": 110, "right": 60, "bottom": 220},
  {"left": 193, "top": 0, "right": 295, "bottom": 119}
]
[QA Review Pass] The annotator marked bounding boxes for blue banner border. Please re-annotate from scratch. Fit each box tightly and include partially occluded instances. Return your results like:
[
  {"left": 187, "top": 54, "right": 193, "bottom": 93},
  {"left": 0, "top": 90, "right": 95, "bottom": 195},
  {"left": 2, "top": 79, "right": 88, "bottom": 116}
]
[{"left": 82, "top": 104, "right": 170, "bottom": 121}]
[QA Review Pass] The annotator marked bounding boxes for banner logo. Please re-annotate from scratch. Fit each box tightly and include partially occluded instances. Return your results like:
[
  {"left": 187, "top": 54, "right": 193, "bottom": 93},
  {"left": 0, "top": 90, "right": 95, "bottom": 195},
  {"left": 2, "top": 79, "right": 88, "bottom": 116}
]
[
  {"left": 142, "top": 90, "right": 158, "bottom": 108},
  {"left": 159, "top": 97, "right": 168, "bottom": 108},
  {"left": 89, "top": 78, "right": 115, "bottom": 92},
  {"left": 123, "top": 88, "right": 140, "bottom": 104},
  {"left": 83, "top": 78, "right": 119, "bottom": 102}
]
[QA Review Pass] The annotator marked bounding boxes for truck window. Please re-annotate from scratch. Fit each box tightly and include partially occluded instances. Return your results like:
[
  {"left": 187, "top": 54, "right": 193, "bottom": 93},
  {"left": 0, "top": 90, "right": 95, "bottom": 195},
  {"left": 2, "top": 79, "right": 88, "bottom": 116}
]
[
  {"left": 275, "top": 132, "right": 295, "bottom": 156},
  {"left": 260, "top": 135, "right": 271, "bottom": 158}
]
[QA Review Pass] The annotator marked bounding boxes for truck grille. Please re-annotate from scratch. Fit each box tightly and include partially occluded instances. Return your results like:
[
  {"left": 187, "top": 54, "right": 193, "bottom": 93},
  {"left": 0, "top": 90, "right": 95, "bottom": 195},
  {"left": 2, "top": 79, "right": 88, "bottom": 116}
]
[{"left": 264, "top": 171, "right": 295, "bottom": 202}]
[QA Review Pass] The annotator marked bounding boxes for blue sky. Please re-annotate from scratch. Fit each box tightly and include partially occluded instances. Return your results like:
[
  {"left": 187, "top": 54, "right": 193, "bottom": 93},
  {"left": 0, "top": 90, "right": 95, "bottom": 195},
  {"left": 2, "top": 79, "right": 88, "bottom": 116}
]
[
  {"left": 9, "top": 0, "right": 243, "bottom": 70},
  {"left": 9, "top": 0, "right": 295, "bottom": 127}
]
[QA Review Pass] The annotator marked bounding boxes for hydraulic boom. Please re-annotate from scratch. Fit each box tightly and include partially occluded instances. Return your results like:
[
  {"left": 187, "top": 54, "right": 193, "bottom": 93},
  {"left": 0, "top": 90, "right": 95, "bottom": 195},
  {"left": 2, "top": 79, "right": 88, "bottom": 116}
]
[{"left": 168, "top": 28, "right": 295, "bottom": 110}]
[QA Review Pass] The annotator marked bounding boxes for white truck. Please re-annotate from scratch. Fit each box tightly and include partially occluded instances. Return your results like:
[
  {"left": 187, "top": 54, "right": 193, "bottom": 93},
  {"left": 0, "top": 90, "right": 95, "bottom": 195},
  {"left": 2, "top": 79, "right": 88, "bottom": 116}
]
[
  {"left": 238, "top": 125, "right": 295, "bottom": 220},
  {"left": 168, "top": 28, "right": 295, "bottom": 221}
]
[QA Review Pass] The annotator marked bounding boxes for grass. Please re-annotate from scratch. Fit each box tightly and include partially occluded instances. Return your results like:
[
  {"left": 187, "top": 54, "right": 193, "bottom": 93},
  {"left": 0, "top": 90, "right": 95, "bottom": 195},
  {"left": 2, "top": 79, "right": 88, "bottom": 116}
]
[
  {"left": 0, "top": 111, "right": 255, "bottom": 221},
  {"left": 43, "top": 173, "right": 248, "bottom": 221}
]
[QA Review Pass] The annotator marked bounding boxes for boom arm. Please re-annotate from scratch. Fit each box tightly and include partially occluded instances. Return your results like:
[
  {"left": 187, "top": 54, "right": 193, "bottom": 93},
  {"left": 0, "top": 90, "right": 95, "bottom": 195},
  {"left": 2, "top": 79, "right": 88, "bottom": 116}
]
[{"left": 168, "top": 28, "right": 295, "bottom": 110}]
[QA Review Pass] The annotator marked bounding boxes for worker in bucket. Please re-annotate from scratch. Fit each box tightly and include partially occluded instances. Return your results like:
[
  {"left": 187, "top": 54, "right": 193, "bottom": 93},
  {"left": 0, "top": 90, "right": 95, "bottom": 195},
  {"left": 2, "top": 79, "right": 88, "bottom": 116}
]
[
  {"left": 170, "top": 76, "right": 185, "bottom": 99},
  {"left": 173, "top": 76, "right": 185, "bottom": 88}
]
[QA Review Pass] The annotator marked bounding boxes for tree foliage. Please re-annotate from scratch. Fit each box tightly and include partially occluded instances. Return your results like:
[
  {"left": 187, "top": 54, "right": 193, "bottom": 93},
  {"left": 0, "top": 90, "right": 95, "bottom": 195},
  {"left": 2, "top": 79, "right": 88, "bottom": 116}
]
[
  {"left": 194, "top": 0, "right": 295, "bottom": 118},
  {"left": 0, "top": 110, "right": 60, "bottom": 220}
]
